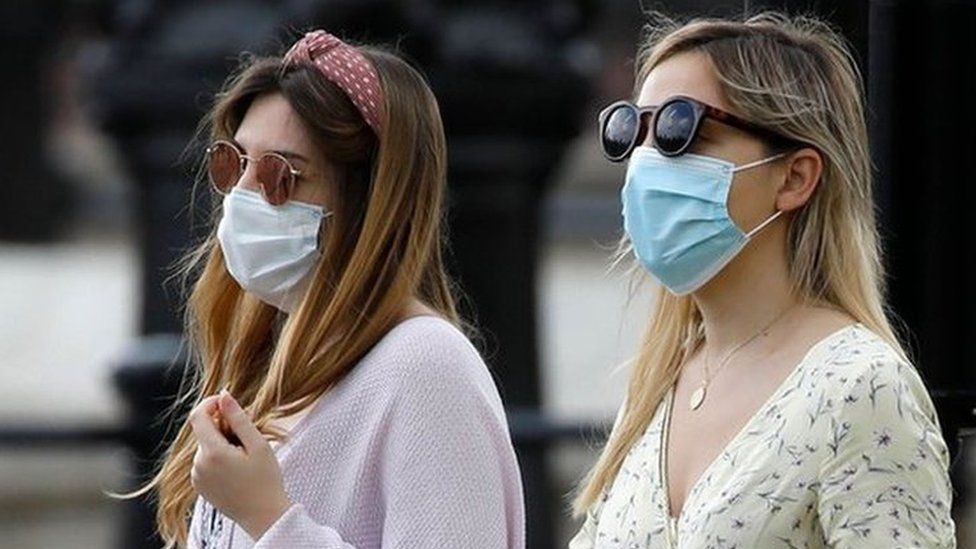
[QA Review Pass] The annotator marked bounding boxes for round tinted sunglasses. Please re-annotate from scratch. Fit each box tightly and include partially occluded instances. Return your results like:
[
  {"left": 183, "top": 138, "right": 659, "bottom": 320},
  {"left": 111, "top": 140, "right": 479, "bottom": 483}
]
[
  {"left": 598, "top": 95, "right": 801, "bottom": 162},
  {"left": 206, "top": 139, "right": 303, "bottom": 206}
]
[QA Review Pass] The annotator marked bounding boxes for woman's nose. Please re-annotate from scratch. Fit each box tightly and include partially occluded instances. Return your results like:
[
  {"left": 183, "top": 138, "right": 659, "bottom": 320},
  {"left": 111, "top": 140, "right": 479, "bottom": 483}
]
[{"left": 235, "top": 159, "right": 263, "bottom": 193}]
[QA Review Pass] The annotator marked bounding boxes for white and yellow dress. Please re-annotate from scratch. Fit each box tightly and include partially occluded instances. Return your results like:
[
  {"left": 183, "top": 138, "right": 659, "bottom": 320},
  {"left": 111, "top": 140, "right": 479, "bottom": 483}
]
[{"left": 570, "top": 323, "right": 956, "bottom": 548}]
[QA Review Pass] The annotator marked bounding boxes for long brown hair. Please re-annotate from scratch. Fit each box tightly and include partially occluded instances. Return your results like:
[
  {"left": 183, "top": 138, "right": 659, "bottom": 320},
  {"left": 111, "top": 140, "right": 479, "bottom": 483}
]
[
  {"left": 105, "top": 39, "right": 462, "bottom": 548},
  {"left": 572, "top": 10, "right": 908, "bottom": 516}
]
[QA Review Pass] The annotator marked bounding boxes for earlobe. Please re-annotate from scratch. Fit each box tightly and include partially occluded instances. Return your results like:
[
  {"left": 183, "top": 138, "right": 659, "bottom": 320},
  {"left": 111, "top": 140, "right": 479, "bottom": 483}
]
[{"left": 775, "top": 148, "right": 822, "bottom": 212}]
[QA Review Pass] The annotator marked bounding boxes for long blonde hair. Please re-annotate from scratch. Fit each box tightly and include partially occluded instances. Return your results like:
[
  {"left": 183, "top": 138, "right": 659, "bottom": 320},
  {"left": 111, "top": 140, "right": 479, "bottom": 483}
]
[
  {"left": 106, "top": 39, "right": 462, "bottom": 547},
  {"left": 572, "top": 10, "right": 908, "bottom": 516}
]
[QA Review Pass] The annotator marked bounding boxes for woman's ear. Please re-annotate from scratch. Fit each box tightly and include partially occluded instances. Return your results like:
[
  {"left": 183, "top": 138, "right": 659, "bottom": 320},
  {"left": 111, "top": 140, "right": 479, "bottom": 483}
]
[{"left": 774, "top": 147, "right": 822, "bottom": 212}]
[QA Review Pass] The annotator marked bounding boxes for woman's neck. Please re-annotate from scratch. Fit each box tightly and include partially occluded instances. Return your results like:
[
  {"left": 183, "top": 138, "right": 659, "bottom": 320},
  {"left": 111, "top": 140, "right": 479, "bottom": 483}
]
[
  {"left": 692, "top": 225, "right": 799, "bottom": 354},
  {"left": 397, "top": 297, "right": 439, "bottom": 323}
]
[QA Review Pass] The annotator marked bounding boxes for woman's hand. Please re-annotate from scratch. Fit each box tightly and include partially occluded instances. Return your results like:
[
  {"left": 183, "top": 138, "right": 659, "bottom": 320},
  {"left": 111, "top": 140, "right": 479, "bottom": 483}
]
[{"left": 188, "top": 389, "right": 293, "bottom": 541}]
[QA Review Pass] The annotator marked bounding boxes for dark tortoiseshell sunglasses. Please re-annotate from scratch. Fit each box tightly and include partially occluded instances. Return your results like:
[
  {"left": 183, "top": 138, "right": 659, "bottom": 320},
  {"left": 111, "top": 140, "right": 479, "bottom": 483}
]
[{"left": 599, "top": 94, "right": 803, "bottom": 162}]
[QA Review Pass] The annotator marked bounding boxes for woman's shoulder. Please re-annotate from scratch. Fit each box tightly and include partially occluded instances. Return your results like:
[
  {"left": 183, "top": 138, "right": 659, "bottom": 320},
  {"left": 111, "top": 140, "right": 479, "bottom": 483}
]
[
  {"left": 371, "top": 314, "right": 481, "bottom": 362},
  {"left": 362, "top": 314, "right": 494, "bottom": 390},
  {"left": 354, "top": 314, "right": 510, "bottom": 428},
  {"left": 312, "top": 315, "right": 503, "bottom": 429},
  {"left": 811, "top": 322, "right": 944, "bottom": 440},
  {"left": 813, "top": 323, "right": 920, "bottom": 382}
]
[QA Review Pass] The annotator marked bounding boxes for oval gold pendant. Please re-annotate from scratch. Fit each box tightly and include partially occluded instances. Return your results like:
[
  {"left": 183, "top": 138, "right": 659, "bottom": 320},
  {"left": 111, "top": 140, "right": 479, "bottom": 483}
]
[{"left": 689, "top": 386, "right": 706, "bottom": 411}]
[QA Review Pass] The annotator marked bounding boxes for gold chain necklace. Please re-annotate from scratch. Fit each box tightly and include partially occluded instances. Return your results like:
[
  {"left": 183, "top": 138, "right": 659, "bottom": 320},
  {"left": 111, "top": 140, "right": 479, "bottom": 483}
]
[{"left": 689, "top": 302, "right": 797, "bottom": 411}]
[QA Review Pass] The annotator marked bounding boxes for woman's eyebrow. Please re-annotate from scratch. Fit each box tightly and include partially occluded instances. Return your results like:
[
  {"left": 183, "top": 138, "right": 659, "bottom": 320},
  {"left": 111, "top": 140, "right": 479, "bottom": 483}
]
[
  {"left": 230, "top": 138, "right": 309, "bottom": 163},
  {"left": 273, "top": 149, "right": 309, "bottom": 163}
]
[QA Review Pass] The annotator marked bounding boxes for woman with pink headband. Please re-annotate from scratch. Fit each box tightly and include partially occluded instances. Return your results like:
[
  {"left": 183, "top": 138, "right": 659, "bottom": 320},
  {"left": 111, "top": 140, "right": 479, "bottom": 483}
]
[{"left": 111, "top": 30, "right": 525, "bottom": 548}]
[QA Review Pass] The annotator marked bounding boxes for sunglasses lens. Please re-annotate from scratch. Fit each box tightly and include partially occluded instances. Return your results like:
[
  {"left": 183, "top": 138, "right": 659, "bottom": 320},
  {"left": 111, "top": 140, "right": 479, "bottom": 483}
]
[
  {"left": 602, "top": 105, "right": 639, "bottom": 160},
  {"left": 256, "top": 155, "right": 292, "bottom": 206},
  {"left": 655, "top": 100, "right": 696, "bottom": 155},
  {"left": 207, "top": 142, "right": 240, "bottom": 193}
]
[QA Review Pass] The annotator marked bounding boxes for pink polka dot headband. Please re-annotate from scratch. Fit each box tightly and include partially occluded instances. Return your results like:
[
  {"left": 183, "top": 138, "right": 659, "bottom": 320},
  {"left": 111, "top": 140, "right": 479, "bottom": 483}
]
[{"left": 283, "top": 30, "right": 384, "bottom": 136}]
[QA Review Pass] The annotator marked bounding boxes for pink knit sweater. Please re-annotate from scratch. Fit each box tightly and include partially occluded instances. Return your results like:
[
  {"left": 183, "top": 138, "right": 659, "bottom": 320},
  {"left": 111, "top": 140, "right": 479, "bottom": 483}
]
[{"left": 186, "top": 315, "right": 525, "bottom": 548}]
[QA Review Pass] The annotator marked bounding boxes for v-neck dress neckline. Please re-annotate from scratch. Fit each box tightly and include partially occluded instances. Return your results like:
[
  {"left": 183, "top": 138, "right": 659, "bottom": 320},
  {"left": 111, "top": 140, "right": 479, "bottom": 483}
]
[
  {"left": 569, "top": 320, "right": 956, "bottom": 549},
  {"left": 657, "top": 322, "right": 862, "bottom": 544}
]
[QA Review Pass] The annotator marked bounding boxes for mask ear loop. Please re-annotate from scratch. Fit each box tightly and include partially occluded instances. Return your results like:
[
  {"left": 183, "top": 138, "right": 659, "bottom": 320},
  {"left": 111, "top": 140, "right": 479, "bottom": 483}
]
[
  {"left": 744, "top": 208, "right": 784, "bottom": 239},
  {"left": 732, "top": 151, "right": 790, "bottom": 239},
  {"left": 731, "top": 151, "right": 789, "bottom": 173},
  {"left": 315, "top": 211, "right": 334, "bottom": 253}
]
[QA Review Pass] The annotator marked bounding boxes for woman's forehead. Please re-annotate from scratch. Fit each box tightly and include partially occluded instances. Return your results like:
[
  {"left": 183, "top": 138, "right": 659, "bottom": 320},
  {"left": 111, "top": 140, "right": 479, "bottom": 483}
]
[
  {"left": 635, "top": 50, "right": 730, "bottom": 111},
  {"left": 234, "top": 93, "right": 315, "bottom": 158}
]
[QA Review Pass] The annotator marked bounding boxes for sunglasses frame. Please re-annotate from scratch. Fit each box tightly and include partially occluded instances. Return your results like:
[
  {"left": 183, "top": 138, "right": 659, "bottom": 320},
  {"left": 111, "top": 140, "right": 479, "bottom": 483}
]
[
  {"left": 598, "top": 94, "right": 802, "bottom": 162},
  {"left": 206, "top": 139, "right": 304, "bottom": 206}
]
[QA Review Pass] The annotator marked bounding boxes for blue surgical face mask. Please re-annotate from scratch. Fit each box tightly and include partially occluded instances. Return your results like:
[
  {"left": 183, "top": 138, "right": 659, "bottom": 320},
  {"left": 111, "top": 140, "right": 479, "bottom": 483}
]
[{"left": 621, "top": 145, "right": 787, "bottom": 295}]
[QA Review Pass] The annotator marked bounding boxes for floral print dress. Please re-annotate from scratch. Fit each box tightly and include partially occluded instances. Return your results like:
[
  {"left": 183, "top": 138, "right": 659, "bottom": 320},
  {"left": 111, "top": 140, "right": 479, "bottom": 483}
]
[{"left": 570, "top": 323, "right": 956, "bottom": 548}]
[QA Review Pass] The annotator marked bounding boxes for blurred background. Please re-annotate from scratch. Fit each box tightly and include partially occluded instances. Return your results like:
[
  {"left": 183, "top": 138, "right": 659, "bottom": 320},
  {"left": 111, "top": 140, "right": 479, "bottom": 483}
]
[{"left": 1, "top": 0, "right": 975, "bottom": 547}]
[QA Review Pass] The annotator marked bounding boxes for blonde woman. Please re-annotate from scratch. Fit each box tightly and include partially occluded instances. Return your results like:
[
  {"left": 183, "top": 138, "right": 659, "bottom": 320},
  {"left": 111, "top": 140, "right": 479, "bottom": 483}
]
[
  {"left": 569, "top": 12, "right": 956, "bottom": 548},
  {"left": 110, "top": 30, "right": 524, "bottom": 548}
]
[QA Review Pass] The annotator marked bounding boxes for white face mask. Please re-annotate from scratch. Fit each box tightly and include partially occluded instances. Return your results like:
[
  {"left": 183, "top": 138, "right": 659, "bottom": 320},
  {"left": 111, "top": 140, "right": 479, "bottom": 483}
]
[{"left": 216, "top": 186, "right": 331, "bottom": 313}]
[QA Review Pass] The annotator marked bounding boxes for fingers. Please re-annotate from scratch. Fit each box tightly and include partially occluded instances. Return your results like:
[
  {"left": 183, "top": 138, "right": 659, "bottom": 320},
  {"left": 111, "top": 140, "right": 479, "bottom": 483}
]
[
  {"left": 217, "top": 389, "right": 266, "bottom": 452},
  {"left": 216, "top": 412, "right": 243, "bottom": 447},
  {"left": 188, "top": 395, "right": 230, "bottom": 449}
]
